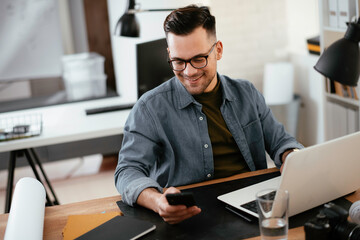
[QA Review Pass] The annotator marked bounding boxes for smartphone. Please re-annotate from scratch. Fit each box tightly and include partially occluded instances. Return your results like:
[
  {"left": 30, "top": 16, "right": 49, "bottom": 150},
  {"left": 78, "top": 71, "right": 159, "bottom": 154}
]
[{"left": 165, "top": 192, "right": 196, "bottom": 207}]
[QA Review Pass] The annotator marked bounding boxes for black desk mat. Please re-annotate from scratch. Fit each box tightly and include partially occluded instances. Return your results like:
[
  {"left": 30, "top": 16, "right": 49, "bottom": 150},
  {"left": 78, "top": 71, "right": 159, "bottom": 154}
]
[{"left": 117, "top": 172, "right": 352, "bottom": 239}]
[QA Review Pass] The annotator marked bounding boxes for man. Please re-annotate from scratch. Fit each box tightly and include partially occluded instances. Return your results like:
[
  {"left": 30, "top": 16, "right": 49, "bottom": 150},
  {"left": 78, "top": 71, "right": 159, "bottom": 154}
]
[{"left": 115, "top": 5, "right": 303, "bottom": 224}]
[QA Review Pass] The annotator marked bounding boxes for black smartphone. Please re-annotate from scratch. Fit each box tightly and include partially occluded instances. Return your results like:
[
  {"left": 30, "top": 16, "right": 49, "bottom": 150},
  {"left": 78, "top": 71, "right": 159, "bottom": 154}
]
[{"left": 165, "top": 192, "right": 196, "bottom": 207}]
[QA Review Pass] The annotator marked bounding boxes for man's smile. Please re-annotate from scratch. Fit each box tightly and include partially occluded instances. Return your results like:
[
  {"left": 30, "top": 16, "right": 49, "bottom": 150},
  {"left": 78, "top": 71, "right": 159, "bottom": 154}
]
[{"left": 184, "top": 73, "right": 204, "bottom": 83}]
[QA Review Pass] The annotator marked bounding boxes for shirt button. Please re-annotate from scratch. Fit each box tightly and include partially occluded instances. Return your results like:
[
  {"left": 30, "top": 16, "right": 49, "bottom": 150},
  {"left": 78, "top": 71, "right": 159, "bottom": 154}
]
[
  {"left": 199, "top": 116, "right": 204, "bottom": 120},
  {"left": 207, "top": 174, "right": 211, "bottom": 178},
  {"left": 204, "top": 144, "right": 208, "bottom": 148}
]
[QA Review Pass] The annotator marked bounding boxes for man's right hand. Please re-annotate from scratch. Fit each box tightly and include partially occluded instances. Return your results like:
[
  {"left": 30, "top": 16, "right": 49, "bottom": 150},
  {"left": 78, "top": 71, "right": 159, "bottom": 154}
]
[{"left": 137, "top": 187, "right": 201, "bottom": 224}]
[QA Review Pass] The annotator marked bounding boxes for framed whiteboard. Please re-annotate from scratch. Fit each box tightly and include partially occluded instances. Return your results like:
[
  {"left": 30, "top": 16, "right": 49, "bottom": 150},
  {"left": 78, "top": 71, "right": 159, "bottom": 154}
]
[{"left": 0, "top": 0, "right": 63, "bottom": 81}]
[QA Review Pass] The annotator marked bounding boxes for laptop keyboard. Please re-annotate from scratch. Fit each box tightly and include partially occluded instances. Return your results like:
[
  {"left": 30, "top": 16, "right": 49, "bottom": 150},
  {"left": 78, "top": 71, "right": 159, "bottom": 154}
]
[{"left": 240, "top": 190, "right": 276, "bottom": 214}]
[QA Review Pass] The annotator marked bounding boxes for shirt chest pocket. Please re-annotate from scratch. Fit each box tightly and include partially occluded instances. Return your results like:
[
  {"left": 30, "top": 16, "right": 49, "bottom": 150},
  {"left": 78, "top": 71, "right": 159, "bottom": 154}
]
[
  {"left": 242, "top": 118, "right": 267, "bottom": 169},
  {"left": 242, "top": 119, "right": 263, "bottom": 144}
]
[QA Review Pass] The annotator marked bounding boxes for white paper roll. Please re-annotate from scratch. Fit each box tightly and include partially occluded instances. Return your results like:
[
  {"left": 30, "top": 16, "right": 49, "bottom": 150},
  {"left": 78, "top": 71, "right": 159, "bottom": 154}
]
[{"left": 4, "top": 177, "right": 46, "bottom": 240}]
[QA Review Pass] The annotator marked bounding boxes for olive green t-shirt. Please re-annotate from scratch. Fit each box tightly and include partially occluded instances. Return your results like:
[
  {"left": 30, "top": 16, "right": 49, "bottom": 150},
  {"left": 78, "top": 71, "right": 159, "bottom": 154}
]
[{"left": 194, "top": 79, "right": 249, "bottom": 178}]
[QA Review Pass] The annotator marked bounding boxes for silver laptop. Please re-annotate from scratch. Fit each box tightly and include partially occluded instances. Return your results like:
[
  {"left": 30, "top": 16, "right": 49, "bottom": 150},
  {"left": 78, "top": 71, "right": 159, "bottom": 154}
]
[{"left": 217, "top": 131, "right": 360, "bottom": 218}]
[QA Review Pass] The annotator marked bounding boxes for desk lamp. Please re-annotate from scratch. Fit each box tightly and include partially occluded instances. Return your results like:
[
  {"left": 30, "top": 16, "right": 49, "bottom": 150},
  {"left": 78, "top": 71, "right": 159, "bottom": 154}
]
[
  {"left": 314, "top": 17, "right": 360, "bottom": 86},
  {"left": 114, "top": 0, "right": 174, "bottom": 37}
]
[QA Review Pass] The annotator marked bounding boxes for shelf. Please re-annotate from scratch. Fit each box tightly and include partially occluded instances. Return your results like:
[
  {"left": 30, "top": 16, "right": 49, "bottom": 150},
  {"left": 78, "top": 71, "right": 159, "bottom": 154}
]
[
  {"left": 325, "top": 93, "right": 360, "bottom": 108},
  {"left": 323, "top": 26, "right": 346, "bottom": 33}
]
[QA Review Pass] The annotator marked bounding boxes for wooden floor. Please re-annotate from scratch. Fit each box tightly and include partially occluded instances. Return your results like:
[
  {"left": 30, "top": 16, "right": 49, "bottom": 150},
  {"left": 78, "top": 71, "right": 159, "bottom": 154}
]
[{"left": 0, "top": 155, "right": 119, "bottom": 214}]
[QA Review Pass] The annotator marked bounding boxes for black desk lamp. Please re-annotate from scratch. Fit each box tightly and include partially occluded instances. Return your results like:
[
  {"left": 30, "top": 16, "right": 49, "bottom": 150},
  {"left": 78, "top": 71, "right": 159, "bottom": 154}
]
[
  {"left": 114, "top": 0, "right": 174, "bottom": 38},
  {"left": 314, "top": 17, "right": 360, "bottom": 86}
]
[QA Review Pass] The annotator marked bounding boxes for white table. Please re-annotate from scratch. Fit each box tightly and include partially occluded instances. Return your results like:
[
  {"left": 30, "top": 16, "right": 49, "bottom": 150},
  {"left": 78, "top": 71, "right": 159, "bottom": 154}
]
[
  {"left": 0, "top": 96, "right": 132, "bottom": 152},
  {"left": 0, "top": 96, "right": 132, "bottom": 212}
]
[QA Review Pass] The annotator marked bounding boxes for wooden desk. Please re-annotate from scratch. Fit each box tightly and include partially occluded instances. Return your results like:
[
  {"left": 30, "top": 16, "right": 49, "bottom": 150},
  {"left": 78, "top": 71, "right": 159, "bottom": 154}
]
[{"left": 0, "top": 168, "right": 359, "bottom": 240}]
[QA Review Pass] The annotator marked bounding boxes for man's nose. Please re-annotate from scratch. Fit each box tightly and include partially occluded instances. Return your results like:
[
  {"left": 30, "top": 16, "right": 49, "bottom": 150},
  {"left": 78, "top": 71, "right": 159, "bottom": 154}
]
[{"left": 183, "top": 62, "right": 198, "bottom": 76}]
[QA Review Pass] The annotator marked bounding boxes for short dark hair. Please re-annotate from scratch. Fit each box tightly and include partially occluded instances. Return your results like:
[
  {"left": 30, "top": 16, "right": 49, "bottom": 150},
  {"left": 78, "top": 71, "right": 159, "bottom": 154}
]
[{"left": 163, "top": 5, "right": 216, "bottom": 38}]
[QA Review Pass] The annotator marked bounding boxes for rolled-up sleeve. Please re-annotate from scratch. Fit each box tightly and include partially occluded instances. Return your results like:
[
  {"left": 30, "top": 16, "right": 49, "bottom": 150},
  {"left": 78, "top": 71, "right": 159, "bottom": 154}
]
[{"left": 114, "top": 100, "right": 163, "bottom": 206}]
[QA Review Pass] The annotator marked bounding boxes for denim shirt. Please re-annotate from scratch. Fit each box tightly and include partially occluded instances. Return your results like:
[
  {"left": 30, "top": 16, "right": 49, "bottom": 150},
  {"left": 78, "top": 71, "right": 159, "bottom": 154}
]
[{"left": 115, "top": 74, "right": 303, "bottom": 206}]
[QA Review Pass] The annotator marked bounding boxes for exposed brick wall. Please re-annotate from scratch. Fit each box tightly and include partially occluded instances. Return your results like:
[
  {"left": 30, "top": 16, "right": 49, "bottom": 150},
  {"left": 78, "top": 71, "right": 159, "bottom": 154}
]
[{"left": 211, "top": 0, "right": 288, "bottom": 91}]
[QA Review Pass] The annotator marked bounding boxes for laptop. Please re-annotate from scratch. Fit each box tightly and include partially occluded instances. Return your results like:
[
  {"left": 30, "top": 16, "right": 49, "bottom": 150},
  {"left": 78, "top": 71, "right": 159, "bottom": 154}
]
[{"left": 217, "top": 131, "right": 360, "bottom": 219}]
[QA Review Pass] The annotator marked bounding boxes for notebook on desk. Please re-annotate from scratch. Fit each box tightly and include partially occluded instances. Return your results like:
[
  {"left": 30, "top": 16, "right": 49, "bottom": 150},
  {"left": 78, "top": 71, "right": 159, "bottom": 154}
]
[
  {"left": 218, "top": 131, "right": 360, "bottom": 219},
  {"left": 75, "top": 216, "right": 156, "bottom": 240}
]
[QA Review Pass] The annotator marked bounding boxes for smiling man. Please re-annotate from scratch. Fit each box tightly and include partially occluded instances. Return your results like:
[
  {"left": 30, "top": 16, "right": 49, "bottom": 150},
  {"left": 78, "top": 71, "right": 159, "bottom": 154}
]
[
  {"left": 115, "top": 5, "right": 303, "bottom": 224},
  {"left": 167, "top": 28, "right": 220, "bottom": 95}
]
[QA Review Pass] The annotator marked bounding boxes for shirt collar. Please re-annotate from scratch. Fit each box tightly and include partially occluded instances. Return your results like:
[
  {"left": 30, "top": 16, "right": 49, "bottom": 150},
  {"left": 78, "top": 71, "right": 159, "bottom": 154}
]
[
  {"left": 175, "top": 77, "right": 195, "bottom": 109},
  {"left": 175, "top": 73, "right": 237, "bottom": 109},
  {"left": 219, "top": 74, "right": 237, "bottom": 102}
]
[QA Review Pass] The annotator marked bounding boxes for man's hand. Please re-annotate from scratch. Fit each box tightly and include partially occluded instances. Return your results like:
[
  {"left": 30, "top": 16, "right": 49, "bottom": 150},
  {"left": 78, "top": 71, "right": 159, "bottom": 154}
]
[
  {"left": 157, "top": 187, "right": 201, "bottom": 224},
  {"left": 280, "top": 148, "right": 299, "bottom": 173},
  {"left": 137, "top": 187, "right": 201, "bottom": 224}
]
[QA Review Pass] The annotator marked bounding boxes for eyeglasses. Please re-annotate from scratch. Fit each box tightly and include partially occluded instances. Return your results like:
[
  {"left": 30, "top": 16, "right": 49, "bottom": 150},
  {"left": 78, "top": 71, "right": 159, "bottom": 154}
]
[{"left": 168, "top": 42, "right": 217, "bottom": 71}]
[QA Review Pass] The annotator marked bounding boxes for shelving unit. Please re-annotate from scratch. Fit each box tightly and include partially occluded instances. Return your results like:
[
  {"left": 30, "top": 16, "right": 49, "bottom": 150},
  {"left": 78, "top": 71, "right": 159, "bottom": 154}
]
[
  {"left": 325, "top": 92, "right": 359, "bottom": 108},
  {"left": 319, "top": 0, "right": 360, "bottom": 140}
]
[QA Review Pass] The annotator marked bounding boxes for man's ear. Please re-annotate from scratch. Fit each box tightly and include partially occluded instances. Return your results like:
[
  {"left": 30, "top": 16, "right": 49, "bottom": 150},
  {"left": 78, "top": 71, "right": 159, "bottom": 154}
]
[{"left": 216, "top": 41, "right": 223, "bottom": 60}]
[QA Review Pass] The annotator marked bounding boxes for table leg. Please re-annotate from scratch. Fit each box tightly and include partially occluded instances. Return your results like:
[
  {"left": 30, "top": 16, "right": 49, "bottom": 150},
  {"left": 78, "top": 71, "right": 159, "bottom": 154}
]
[
  {"left": 29, "top": 148, "right": 60, "bottom": 205},
  {"left": 5, "top": 151, "right": 17, "bottom": 213},
  {"left": 24, "top": 149, "right": 54, "bottom": 206}
]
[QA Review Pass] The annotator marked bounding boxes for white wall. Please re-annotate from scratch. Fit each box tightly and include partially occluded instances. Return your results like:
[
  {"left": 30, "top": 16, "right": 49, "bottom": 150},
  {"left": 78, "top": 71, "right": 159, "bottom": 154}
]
[
  {"left": 0, "top": 0, "right": 66, "bottom": 102},
  {"left": 291, "top": 53, "right": 324, "bottom": 146},
  {"left": 211, "top": 0, "right": 320, "bottom": 91},
  {"left": 211, "top": 0, "right": 289, "bottom": 91},
  {"left": 285, "top": 0, "right": 320, "bottom": 55},
  {"left": 285, "top": 0, "right": 324, "bottom": 145}
]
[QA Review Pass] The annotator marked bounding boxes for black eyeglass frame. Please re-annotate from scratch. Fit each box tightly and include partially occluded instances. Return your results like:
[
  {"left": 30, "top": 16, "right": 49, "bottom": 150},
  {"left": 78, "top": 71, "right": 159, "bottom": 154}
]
[{"left": 168, "top": 42, "right": 218, "bottom": 71}]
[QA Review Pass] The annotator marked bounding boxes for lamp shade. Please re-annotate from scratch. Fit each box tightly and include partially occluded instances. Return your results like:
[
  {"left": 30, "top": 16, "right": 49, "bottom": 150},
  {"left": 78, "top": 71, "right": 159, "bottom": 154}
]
[
  {"left": 113, "top": 0, "right": 175, "bottom": 38},
  {"left": 113, "top": 0, "right": 139, "bottom": 37},
  {"left": 314, "top": 19, "right": 360, "bottom": 86},
  {"left": 114, "top": 12, "right": 139, "bottom": 37}
]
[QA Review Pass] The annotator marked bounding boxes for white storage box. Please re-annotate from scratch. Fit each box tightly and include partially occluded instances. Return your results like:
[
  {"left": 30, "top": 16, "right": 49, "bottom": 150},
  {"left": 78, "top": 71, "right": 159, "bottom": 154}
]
[
  {"left": 64, "top": 74, "right": 107, "bottom": 101},
  {"left": 62, "top": 52, "right": 105, "bottom": 78},
  {"left": 62, "top": 52, "right": 107, "bottom": 100}
]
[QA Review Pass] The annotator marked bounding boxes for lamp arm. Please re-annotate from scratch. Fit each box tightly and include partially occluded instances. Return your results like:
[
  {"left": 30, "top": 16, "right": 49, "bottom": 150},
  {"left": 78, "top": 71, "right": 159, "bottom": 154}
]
[
  {"left": 133, "top": 2, "right": 174, "bottom": 12},
  {"left": 127, "top": 9, "right": 175, "bottom": 14},
  {"left": 146, "top": 9, "right": 175, "bottom": 12}
]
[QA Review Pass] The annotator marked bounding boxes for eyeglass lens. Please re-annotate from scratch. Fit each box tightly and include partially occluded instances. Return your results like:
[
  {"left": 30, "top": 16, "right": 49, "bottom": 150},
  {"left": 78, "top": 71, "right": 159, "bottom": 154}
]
[
  {"left": 169, "top": 42, "right": 217, "bottom": 71},
  {"left": 171, "top": 57, "right": 207, "bottom": 71}
]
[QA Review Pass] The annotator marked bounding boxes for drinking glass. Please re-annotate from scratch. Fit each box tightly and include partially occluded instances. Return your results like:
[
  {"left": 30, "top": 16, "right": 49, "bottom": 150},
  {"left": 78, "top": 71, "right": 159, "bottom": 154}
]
[{"left": 256, "top": 188, "right": 289, "bottom": 240}]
